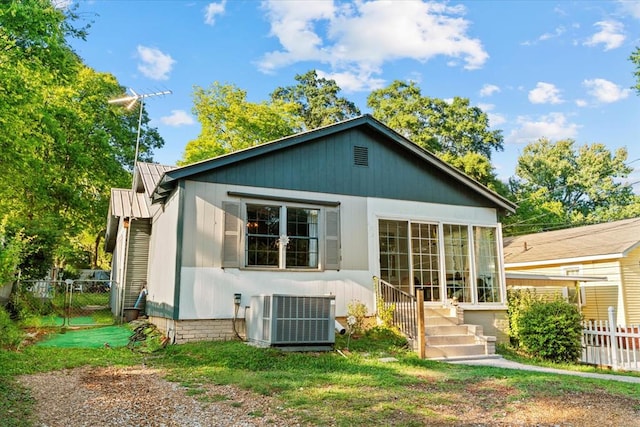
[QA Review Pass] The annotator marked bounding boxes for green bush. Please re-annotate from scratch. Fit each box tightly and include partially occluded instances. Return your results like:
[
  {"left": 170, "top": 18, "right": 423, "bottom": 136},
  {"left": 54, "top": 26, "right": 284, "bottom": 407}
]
[
  {"left": 0, "top": 306, "right": 23, "bottom": 349},
  {"left": 507, "top": 288, "right": 539, "bottom": 347},
  {"left": 517, "top": 299, "right": 583, "bottom": 363}
]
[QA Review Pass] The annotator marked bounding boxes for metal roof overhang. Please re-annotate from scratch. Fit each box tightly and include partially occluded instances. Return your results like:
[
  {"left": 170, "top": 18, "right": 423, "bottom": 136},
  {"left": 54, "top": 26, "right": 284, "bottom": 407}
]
[{"left": 506, "top": 272, "right": 607, "bottom": 285}]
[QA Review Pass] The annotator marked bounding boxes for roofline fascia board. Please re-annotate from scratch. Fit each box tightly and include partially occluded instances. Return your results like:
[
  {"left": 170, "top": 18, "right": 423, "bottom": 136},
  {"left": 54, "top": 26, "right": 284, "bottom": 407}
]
[{"left": 505, "top": 253, "right": 624, "bottom": 268}]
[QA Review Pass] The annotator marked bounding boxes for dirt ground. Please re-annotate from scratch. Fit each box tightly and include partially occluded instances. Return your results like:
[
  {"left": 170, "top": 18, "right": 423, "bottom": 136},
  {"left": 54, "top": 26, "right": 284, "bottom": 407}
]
[{"left": 17, "top": 365, "right": 640, "bottom": 426}]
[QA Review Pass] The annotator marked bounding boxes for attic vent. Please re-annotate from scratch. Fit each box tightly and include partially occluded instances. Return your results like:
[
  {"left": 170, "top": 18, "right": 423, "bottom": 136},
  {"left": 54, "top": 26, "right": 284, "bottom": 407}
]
[{"left": 353, "top": 146, "right": 369, "bottom": 167}]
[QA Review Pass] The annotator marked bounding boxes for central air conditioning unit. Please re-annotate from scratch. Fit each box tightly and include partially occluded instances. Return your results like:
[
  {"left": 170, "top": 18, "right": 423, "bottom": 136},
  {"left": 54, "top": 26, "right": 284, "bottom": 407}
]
[{"left": 247, "top": 294, "right": 336, "bottom": 351}]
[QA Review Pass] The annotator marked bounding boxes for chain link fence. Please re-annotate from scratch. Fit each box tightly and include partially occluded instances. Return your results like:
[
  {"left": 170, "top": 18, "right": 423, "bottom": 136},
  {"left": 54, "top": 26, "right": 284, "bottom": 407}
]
[{"left": 9, "top": 279, "right": 116, "bottom": 327}]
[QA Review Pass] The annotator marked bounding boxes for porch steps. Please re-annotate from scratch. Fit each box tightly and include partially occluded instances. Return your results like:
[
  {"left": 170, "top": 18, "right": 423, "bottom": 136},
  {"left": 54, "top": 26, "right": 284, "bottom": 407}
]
[{"left": 423, "top": 307, "right": 496, "bottom": 360}]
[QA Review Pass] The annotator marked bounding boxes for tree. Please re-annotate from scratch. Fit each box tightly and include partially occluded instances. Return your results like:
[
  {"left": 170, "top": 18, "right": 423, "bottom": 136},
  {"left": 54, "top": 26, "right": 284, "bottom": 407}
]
[
  {"left": 631, "top": 46, "right": 640, "bottom": 94},
  {"left": 504, "top": 138, "right": 635, "bottom": 234},
  {"left": 367, "top": 80, "right": 504, "bottom": 189},
  {"left": 0, "top": 0, "right": 164, "bottom": 277},
  {"left": 181, "top": 82, "right": 303, "bottom": 165},
  {"left": 270, "top": 70, "right": 361, "bottom": 130}
]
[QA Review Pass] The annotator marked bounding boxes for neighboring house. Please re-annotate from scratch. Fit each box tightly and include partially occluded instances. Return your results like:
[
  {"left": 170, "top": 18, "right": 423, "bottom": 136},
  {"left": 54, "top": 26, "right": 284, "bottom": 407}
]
[
  {"left": 106, "top": 115, "right": 516, "bottom": 345},
  {"left": 503, "top": 217, "right": 640, "bottom": 325}
]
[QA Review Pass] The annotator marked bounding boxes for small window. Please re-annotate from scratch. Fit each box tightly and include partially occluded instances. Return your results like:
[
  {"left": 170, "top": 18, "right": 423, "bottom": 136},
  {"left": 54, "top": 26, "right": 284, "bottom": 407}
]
[{"left": 353, "top": 146, "right": 369, "bottom": 167}]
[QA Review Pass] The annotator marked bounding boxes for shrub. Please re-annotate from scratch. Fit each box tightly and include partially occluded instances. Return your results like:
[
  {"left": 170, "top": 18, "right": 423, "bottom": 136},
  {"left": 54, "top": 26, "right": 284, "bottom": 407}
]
[
  {"left": 507, "top": 288, "right": 540, "bottom": 347},
  {"left": 375, "top": 295, "right": 395, "bottom": 329},
  {"left": 518, "top": 299, "right": 583, "bottom": 363},
  {"left": 346, "top": 299, "right": 368, "bottom": 335},
  {"left": 0, "top": 306, "right": 24, "bottom": 349}
]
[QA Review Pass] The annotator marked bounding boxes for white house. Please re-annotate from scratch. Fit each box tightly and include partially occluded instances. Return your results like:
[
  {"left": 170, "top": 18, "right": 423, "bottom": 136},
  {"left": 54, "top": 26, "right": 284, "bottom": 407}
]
[{"left": 106, "top": 115, "right": 516, "bottom": 346}]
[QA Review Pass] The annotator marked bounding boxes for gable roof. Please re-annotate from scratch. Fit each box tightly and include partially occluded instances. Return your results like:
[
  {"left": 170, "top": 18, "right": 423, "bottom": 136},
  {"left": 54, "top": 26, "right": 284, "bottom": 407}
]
[
  {"left": 504, "top": 217, "right": 640, "bottom": 266},
  {"left": 150, "top": 114, "right": 516, "bottom": 213}
]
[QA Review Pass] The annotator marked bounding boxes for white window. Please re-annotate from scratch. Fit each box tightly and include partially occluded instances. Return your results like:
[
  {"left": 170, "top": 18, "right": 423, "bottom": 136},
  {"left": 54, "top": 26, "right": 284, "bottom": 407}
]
[
  {"left": 222, "top": 200, "right": 339, "bottom": 270},
  {"left": 246, "top": 204, "right": 319, "bottom": 269}
]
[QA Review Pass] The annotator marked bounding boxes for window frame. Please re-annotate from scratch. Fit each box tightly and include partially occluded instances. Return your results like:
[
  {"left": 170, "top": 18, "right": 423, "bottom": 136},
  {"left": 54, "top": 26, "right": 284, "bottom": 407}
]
[
  {"left": 377, "top": 217, "right": 505, "bottom": 306},
  {"left": 230, "top": 199, "right": 342, "bottom": 272}
]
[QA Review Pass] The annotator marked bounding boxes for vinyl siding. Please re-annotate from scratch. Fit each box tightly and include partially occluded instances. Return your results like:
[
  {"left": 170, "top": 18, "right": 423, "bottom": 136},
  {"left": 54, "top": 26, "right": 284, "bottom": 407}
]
[
  {"left": 582, "top": 286, "right": 619, "bottom": 322},
  {"left": 621, "top": 245, "right": 640, "bottom": 324}
]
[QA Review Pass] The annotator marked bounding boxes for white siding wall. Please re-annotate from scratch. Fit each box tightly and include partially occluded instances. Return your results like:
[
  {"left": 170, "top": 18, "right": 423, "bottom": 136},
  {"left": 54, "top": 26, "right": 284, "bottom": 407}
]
[
  {"left": 176, "top": 182, "right": 502, "bottom": 319},
  {"left": 147, "top": 188, "right": 181, "bottom": 312}
]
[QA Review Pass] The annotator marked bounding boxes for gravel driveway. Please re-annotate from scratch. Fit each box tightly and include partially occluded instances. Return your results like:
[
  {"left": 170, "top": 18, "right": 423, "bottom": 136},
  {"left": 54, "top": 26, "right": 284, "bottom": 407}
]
[{"left": 17, "top": 366, "right": 302, "bottom": 427}]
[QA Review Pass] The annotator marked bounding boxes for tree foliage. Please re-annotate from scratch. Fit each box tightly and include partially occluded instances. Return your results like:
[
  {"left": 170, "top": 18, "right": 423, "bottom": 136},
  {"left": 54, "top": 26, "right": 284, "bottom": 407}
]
[
  {"left": 181, "top": 83, "right": 303, "bottom": 165},
  {"left": 270, "top": 70, "right": 361, "bottom": 130},
  {"left": 504, "top": 138, "right": 635, "bottom": 234},
  {"left": 631, "top": 46, "right": 640, "bottom": 95},
  {"left": 0, "top": 0, "right": 164, "bottom": 277},
  {"left": 367, "top": 80, "right": 504, "bottom": 189}
]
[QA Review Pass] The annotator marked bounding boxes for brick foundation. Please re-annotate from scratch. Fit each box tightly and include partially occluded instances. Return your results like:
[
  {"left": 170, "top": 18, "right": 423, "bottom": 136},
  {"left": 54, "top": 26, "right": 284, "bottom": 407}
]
[{"left": 148, "top": 316, "right": 246, "bottom": 344}]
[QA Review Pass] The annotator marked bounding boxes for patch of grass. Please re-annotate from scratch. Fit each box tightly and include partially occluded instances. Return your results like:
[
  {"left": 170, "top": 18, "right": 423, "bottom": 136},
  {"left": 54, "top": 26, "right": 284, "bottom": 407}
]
[
  {"left": 2, "top": 328, "right": 639, "bottom": 426},
  {"left": 497, "top": 343, "right": 640, "bottom": 378},
  {"left": 0, "top": 375, "right": 34, "bottom": 427}
]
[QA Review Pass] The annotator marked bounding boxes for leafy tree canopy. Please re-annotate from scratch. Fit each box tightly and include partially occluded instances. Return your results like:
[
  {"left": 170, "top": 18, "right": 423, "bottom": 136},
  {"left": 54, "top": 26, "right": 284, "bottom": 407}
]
[
  {"left": 0, "top": 0, "right": 164, "bottom": 277},
  {"left": 367, "top": 80, "right": 504, "bottom": 190},
  {"left": 181, "top": 82, "right": 303, "bottom": 165},
  {"left": 270, "top": 70, "right": 361, "bottom": 130},
  {"left": 631, "top": 46, "right": 640, "bottom": 95},
  {"left": 503, "top": 138, "right": 636, "bottom": 235}
]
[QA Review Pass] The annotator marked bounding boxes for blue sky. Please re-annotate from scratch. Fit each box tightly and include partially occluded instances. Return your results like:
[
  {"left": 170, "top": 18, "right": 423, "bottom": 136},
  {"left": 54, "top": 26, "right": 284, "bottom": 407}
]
[{"left": 67, "top": 0, "right": 640, "bottom": 189}]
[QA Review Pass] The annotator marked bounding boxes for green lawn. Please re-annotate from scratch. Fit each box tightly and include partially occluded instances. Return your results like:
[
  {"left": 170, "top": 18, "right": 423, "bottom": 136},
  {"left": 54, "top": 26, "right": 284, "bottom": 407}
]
[{"left": 1, "top": 328, "right": 638, "bottom": 427}]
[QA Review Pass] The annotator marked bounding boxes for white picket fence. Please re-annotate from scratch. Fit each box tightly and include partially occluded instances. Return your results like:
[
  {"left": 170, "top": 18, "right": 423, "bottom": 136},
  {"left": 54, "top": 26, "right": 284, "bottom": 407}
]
[{"left": 581, "top": 307, "right": 640, "bottom": 371}]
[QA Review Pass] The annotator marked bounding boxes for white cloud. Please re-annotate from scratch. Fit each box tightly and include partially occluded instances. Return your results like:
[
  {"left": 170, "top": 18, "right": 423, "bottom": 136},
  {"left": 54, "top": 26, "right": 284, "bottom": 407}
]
[
  {"left": 539, "top": 25, "right": 566, "bottom": 41},
  {"left": 479, "top": 84, "right": 500, "bottom": 97},
  {"left": 204, "top": 1, "right": 226, "bottom": 25},
  {"left": 137, "top": 46, "right": 175, "bottom": 80},
  {"left": 317, "top": 69, "right": 385, "bottom": 92},
  {"left": 508, "top": 113, "right": 579, "bottom": 144},
  {"left": 477, "top": 103, "right": 506, "bottom": 127},
  {"left": 528, "top": 82, "right": 563, "bottom": 104},
  {"left": 617, "top": 0, "right": 640, "bottom": 19},
  {"left": 160, "top": 110, "right": 195, "bottom": 127},
  {"left": 575, "top": 99, "right": 588, "bottom": 107},
  {"left": 584, "top": 20, "right": 625, "bottom": 51},
  {"left": 258, "top": 0, "right": 488, "bottom": 90},
  {"left": 51, "top": 0, "right": 72, "bottom": 9},
  {"left": 583, "top": 78, "right": 631, "bottom": 103},
  {"left": 521, "top": 25, "right": 566, "bottom": 45}
]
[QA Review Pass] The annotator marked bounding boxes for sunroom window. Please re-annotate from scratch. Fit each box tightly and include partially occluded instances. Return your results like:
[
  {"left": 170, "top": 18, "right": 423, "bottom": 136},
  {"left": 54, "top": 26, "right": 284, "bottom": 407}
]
[
  {"left": 378, "top": 219, "right": 503, "bottom": 305},
  {"left": 473, "top": 226, "right": 502, "bottom": 303}
]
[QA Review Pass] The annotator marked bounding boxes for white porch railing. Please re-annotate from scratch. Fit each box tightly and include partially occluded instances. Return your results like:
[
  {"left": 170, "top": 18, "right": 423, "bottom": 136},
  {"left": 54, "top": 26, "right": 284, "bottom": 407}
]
[{"left": 581, "top": 307, "right": 640, "bottom": 372}]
